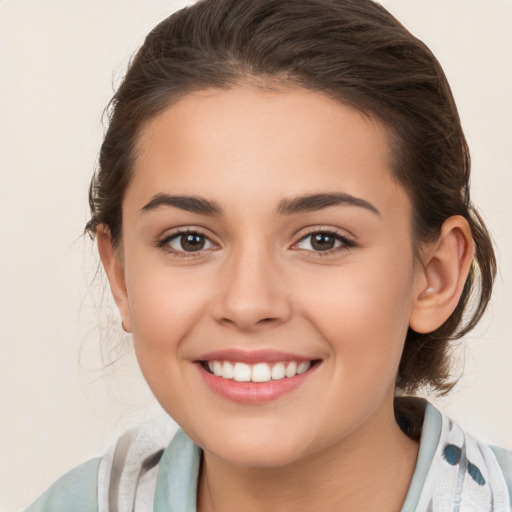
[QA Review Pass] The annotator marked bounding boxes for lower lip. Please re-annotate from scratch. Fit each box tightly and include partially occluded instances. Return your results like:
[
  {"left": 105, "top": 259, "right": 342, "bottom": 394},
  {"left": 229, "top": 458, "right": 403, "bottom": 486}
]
[{"left": 196, "top": 363, "right": 319, "bottom": 404}]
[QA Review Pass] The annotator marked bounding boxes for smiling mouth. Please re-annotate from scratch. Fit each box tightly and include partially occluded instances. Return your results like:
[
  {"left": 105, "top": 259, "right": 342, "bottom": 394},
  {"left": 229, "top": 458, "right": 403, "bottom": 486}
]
[{"left": 200, "top": 360, "right": 320, "bottom": 383}]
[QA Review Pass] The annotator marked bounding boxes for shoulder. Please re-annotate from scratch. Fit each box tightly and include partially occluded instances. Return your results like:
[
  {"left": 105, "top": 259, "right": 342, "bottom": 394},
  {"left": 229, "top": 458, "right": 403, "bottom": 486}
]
[
  {"left": 490, "top": 444, "right": 512, "bottom": 502},
  {"left": 24, "top": 457, "right": 101, "bottom": 512},
  {"left": 408, "top": 402, "right": 512, "bottom": 512},
  {"left": 25, "top": 423, "right": 176, "bottom": 512},
  {"left": 96, "top": 428, "right": 169, "bottom": 512},
  {"left": 87, "top": 427, "right": 201, "bottom": 512}
]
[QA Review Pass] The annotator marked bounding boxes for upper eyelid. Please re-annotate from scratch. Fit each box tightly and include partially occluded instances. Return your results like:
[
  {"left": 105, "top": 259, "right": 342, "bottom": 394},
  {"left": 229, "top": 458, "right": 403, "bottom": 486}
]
[
  {"left": 293, "top": 230, "right": 355, "bottom": 250},
  {"left": 294, "top": 226, "right": 355, "bottom": 243},
  {"left": 297, "top": 229, "right": 350, "bottom": 241},
  {"left": 159, "top": 227, "right": 216, "bottom": 242},
  {"left": 159, "top": 226, "right": 353, "bottom": 240},
  {"left": 158, "top": 229, "right": 217, "bottom": 257},
  {"left": 156, "top": 228, "right": 215, "bottom": 251},
  {"left": 158, "top": 226, "right": 355, "bottom": 253}
]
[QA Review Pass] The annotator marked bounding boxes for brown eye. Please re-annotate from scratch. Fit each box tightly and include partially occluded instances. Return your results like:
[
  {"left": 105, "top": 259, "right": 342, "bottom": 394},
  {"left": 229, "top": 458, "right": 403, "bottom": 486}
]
[
  {"left": 180, "top": 233, "right": 206, "bottom": 251},
  {"left": 163, "top": 231, "right": 215, "bottom": 253},
  {"left": 297, "top": 232, "right": 340, "bottom": 251},
  {"left": 310, "top": 233, "right": 337, "bottom": 251},
  {"left": 294, "top": 230, "right": 354, "bottom": 254}
]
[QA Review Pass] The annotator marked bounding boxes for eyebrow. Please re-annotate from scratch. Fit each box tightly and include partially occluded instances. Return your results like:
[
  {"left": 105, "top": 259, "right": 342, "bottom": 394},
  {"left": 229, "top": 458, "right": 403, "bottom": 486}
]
[
  {"left": 141, "top": 194, "right": 223, "bottom": 215},
  {"left": 140, "top": 192, "right": 380, "bottom": 217},
  {"left": 276, "top": 192, "right": 380, "bottom": 216}
]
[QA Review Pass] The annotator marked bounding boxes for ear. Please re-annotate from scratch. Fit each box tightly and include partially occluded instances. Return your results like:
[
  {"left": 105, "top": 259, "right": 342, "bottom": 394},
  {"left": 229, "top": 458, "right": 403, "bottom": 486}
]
[
  {"left": 97, "top": 224, "right": 132, "bottom": 333},
  {"left": 409, "top": 215, "right": 473, "bottom": 334}
]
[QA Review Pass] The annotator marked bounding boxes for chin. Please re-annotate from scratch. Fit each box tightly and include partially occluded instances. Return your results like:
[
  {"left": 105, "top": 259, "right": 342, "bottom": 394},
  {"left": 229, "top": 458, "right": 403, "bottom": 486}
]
[
  {"left": 208, "top": 440, "right": 307, "bottom": 469},
  {"left": 188, "top": 422, "right": 313, "bottom": 469}
]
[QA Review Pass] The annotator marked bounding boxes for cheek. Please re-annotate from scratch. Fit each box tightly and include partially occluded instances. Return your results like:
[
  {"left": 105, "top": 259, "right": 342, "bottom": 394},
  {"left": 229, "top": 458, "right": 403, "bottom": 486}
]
[
  {"left": 125, "top": 267, "right": 211, "bottom": 416},
  {"left": 300, "top": 258, "right": 415, "bottom": 378},
  {"left": 126, "top": 265, "right": 210, "bottom": 354}
]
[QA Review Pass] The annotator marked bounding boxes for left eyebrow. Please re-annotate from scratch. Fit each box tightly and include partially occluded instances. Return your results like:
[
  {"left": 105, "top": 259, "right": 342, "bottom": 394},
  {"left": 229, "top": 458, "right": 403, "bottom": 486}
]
[{"left": 276, "top": 192, "right": 380, "bottom": 216}]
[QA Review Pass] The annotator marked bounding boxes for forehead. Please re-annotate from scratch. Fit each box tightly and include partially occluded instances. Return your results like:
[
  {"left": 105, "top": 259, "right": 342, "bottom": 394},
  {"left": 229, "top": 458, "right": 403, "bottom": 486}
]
[{"left": 129, "top": 86, "right": 409, "bottom": 220}]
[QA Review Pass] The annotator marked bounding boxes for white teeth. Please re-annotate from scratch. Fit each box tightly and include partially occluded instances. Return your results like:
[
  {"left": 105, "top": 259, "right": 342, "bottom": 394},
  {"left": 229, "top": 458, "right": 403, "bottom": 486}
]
[
  {"left": 297, "top": 361, "right": 311, "bottom": 374},
  {"left": 271, "top": 362, "right": 286, "bottom": 380},
  {"left": 222, "top": 361, "right": 234, "bottom": 379},
  {"left": 213, "top": 361, "right": 223, "bottom": 376},
  {"left": 207, "top": 360, "right": 313, "bottom": 382},
  {"left": 252, "top": 363, "right": 272, "bottom": 383},
  {"left": 233, "top": 362, "right": 252, "bottom": 382},
  {"left": 285, "top": 361, "right": 297, "bottom": 378}
]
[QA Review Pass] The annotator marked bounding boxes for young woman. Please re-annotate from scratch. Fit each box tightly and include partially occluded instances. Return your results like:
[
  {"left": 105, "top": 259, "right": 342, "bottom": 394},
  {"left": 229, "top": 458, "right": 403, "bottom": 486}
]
[{"left": 26, "top": 0, "right": 512, "bottom": 511}]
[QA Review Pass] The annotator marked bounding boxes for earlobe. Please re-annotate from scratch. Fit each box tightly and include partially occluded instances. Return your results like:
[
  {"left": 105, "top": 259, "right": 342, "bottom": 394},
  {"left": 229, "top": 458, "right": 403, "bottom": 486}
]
[
  {"left": 409, "top": 216, "right": 473, "bottom": 334},
  {"left": 97, "top": 224, "right": 132, "bottom": 333}
]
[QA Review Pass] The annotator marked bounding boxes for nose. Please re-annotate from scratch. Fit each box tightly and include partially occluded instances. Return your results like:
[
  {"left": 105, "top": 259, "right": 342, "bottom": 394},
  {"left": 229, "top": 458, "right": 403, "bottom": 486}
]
[{"left": 211, "top": 245, "right": 292, "bottom": 332}]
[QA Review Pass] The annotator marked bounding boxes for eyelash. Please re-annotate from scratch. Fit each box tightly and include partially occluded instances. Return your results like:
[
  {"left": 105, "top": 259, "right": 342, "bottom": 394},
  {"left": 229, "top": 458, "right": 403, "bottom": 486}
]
[
  {"left": 294, "top": 229, "right": 356, "bottom": 256},
  {"left": 157, "top": 229, "right": 216, "bottom": 258},
  {"left": 157, "top": 228, "right": 356, "bottom": 258}
]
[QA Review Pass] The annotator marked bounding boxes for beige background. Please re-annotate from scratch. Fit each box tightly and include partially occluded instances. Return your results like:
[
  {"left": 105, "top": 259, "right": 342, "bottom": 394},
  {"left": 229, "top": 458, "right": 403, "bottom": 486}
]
[{"left": 0, "top": 1, "right": 511, "bottom": 510}]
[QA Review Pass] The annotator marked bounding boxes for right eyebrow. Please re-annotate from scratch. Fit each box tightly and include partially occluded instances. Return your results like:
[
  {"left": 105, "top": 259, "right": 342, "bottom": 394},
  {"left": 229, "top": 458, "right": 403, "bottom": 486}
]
[{"left": 140, "top": 194, "right": 223, "bottom": 216}]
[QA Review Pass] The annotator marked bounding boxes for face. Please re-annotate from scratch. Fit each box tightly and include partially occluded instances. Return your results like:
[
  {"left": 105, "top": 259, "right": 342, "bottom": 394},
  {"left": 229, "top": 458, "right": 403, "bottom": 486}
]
[{"left": 110, "top": 86, "right": 424, "bottom": 468}]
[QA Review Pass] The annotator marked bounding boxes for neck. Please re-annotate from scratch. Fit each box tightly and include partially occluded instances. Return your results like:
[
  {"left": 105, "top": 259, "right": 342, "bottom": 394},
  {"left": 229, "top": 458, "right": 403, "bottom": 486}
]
[{"left": 197, "top": 401, "right": 419, "bottom": 512}]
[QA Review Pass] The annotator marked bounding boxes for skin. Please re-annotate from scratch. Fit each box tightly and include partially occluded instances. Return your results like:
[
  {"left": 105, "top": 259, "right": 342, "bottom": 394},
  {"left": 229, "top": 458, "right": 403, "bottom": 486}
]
[{"left": 99, "top": 86, "right": 473, "bottom": 512}]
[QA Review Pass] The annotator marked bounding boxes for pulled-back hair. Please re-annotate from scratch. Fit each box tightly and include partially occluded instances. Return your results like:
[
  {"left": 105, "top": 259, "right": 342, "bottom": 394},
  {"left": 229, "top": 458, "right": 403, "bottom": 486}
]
[{"left": 86, "top": 0, "right": 496, "bottom": 395}]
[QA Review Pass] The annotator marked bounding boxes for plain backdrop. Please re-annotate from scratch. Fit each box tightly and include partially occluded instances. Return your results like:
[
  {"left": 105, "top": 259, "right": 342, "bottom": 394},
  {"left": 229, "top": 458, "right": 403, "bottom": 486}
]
[{"left": 0, "top": 1, "right": 511, "bottom": 510}]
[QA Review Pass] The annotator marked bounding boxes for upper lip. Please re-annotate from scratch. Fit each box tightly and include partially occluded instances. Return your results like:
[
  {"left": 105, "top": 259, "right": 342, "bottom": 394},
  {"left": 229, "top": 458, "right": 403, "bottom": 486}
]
[{"left": 196, "top": 349, "right": 317, "bottom": 364}]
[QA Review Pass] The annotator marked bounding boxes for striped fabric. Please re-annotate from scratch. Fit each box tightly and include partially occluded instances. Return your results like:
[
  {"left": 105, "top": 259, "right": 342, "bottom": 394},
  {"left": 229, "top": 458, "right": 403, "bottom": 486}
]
[{"left": 26, "top": 402, "right": 512, "bottom": 511}]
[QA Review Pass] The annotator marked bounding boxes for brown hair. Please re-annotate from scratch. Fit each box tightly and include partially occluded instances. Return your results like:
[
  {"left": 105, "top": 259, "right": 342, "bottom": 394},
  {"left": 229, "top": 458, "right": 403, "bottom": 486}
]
[{"left": 86, "top": 0, "right": 496, "bottom": 395}]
